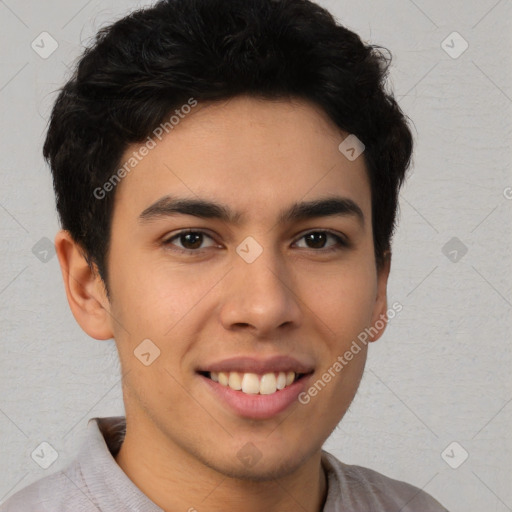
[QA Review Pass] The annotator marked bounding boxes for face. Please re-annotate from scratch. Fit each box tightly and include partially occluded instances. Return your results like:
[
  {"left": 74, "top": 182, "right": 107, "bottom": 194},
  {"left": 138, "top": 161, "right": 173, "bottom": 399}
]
[{"left": 100, "top": 96, "right": 389, "bottom": 479}]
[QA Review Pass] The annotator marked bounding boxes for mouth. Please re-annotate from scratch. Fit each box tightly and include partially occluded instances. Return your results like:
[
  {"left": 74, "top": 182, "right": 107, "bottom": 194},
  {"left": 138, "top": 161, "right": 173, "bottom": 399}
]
[
  {"left": 198, "top": 370, "right": 310, "bottom": 396},
  {"left": 196, "top": 355, "right": 315, "bottom": 419}
]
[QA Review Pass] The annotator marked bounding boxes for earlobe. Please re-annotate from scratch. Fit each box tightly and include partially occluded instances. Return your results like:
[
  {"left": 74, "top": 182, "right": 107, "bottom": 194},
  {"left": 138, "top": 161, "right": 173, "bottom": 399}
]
[
  {"left": 369, "top": 250, "right": 392, "bottom": 343},
  {"left": 54, "top": 230, "right": 114, "bottom": 340}
]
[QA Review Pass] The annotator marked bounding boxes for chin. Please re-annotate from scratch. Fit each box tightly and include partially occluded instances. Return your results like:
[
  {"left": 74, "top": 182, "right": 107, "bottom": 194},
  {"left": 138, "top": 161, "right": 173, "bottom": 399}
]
[
  {"left": 200, "top": 444, "right": 314, "bottom": 482},
  {"left": 216, "top": 457, "right": 303, "bottom": 482}
]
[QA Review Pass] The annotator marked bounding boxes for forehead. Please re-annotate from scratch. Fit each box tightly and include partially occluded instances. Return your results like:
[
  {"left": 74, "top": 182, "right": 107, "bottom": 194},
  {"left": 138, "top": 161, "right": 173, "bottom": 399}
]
[{"left": 112, "top": 95, "right": 371, "bottom": 226}]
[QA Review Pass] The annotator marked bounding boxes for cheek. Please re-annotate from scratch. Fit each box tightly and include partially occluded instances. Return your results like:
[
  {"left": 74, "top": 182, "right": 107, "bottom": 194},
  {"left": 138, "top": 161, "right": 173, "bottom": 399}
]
[
  {"left": 300, "top": 263, "right": 377, "bottom": 337},
  {"left": 121, "top": 363, "right": 190, "bottom": 426},
  {"left": 110, "top": 256, "right": 198, "bottom": 334},
  {"left": 108, "top": 260, "right": 220, "bottom": 383}
]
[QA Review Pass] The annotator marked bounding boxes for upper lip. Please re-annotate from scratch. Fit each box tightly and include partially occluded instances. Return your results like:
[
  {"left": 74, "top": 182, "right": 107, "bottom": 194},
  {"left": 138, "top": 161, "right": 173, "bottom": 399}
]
[{"left": 197, "top": 355, "right": 315, "bottom": 375}]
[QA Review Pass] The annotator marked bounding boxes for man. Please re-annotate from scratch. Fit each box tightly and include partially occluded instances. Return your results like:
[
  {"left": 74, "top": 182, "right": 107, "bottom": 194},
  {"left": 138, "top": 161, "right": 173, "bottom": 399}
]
[{"left": 0, "top": 0, "right": 448, "bottom": 510}]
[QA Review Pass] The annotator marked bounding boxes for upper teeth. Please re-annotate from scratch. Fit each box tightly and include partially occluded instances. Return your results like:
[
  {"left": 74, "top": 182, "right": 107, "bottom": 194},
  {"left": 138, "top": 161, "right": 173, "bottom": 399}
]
[{"left": 210, "top": 371, "right": 297, "bottom": 395}]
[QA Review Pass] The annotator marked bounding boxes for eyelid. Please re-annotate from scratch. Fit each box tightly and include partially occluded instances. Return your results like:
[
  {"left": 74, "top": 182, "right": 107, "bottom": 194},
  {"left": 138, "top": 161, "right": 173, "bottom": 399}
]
[
  {"left": 292, "top": 229, "right": 349, "bottom": 249},
  {"left": 162, "top": 228, "right": 349, "bottom": 254},
  {"left": 162, "top": 228, "right": 218, "bottom": 249}
]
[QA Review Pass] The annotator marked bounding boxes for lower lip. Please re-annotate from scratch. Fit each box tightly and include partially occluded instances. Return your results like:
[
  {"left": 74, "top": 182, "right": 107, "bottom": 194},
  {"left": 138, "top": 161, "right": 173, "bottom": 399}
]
[{"left": 198, "top": 373, "right": 312, "bottom": 420}]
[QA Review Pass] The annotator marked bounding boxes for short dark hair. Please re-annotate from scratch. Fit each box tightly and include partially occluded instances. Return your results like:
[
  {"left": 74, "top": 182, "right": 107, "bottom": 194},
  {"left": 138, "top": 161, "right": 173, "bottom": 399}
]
[{"left": 43, "top": 0, "right": 414, "bottom": 287}]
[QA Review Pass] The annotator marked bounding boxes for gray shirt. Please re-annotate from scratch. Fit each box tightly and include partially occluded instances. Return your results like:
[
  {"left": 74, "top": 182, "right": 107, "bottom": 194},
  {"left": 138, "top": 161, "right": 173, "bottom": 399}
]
[{"left": 0, "top": 416, "right": 448, "bottom": 511}]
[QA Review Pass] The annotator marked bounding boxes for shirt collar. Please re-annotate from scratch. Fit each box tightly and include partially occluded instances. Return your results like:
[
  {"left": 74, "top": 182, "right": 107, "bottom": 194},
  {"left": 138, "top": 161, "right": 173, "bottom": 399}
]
[{"left": 83, "top": 416, "right": 342, "bottom": 511}]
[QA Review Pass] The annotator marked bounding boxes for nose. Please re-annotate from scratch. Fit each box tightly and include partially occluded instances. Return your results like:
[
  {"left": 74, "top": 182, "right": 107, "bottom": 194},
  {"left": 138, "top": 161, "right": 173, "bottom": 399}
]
[{"left": 219, "top": 244, "right": 303, "bottom": 337}]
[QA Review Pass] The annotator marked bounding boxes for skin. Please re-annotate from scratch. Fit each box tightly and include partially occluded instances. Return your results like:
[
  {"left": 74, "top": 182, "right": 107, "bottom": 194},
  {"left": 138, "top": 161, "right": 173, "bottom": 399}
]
[{"left": 55, "top": 95, "right": 391, "bottom": 512}]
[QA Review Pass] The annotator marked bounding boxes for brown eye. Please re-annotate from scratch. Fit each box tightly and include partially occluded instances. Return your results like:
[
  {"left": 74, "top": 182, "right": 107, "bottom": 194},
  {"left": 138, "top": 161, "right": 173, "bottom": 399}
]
[
  {"left": 304, "top": 232, "right": 328, "bottom": 249},
  {"left": 163, "top": 230, "right": 216, "bottom": 252},
  {"left": 178, "top": 232, "right": 204, "bottom": 250},
  {"left": 294, "top": 231, "right": 348, "bottom": 251}
]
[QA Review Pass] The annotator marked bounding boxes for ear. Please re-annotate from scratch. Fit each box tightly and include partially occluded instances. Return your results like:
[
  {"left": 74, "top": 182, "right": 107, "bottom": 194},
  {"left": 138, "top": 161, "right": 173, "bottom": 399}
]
[
  {"left": 54, "top": 230, "right": 114, "bottom": 340},
  {"left": 368, "top": 250, "right": 392, "bottom": 343}
]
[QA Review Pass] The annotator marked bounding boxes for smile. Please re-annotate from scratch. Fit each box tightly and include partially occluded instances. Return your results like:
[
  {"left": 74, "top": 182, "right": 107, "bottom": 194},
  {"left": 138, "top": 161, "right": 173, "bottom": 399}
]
[
  {"left": 196, "top": 355, "right": 315, "bottom": 419},
  {"left": 203, "top": 371, "right": 306, "bottom": 395}
]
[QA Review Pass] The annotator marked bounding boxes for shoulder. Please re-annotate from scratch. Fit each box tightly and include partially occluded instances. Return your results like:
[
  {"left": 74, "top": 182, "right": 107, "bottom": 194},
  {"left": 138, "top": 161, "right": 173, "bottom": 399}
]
[
  {"left": 322, "top": 451, "right": 449, "bottom": 511},
  {"left": 0, "top": 463, "right": 98, "bottom": 512}
]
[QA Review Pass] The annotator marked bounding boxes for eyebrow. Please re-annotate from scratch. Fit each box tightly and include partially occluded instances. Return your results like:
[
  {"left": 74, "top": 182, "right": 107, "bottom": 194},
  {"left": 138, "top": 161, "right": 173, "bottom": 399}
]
[{"left": 138, "top": 194, "right": 365, "bottom": 228}]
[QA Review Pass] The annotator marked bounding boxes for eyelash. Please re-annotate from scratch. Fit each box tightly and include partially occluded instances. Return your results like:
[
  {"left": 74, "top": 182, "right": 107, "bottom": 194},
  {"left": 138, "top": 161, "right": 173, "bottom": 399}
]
[{"left": 161, "top": 229, "right": 349, "bottom": 255}]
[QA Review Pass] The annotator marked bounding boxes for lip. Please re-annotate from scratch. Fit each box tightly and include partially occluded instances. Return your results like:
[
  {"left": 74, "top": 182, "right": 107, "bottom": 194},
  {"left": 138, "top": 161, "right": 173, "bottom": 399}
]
[
  {"left": 198, "top": 371, "right": 313, "bottom": 420},
  {"left": 196, "top": 355, "right": 315, "bottom": 374}
]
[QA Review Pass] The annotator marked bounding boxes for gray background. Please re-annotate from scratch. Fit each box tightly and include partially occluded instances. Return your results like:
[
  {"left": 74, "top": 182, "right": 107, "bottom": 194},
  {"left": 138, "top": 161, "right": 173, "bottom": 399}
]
[{"left": 0, "top": 0, "right": 511, "bottom": 510}]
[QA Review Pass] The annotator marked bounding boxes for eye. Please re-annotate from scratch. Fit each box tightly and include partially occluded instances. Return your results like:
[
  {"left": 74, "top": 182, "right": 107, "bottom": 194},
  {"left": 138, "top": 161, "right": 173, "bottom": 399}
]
[
  {"left": 162, "top": 229, "right": 217, "bottom": 253},
  {"left": 293, "top": 230, "right": 348, "bottom": 252},
  {"left": 162, "top": 229, "right": 348, "bottom": 255}
]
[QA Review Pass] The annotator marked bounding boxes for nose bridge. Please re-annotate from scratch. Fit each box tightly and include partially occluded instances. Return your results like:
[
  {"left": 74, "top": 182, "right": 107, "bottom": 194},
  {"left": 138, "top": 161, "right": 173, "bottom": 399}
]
[
  {"left": 220, "top": 237, "right": 301, "bottom": 332},
  {"left": 240, "top": 243, "right": 285, "bottom": 296}
]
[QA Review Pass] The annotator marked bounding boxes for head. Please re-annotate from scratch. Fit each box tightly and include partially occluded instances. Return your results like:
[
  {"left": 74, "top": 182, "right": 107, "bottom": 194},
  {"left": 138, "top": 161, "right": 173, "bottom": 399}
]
[{"left": 46, "top": 0, "right": 413, "bottom": 481}]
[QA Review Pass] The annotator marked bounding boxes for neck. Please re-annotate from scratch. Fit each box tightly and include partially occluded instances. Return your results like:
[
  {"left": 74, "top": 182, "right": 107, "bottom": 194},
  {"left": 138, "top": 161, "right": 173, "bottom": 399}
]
[{"left": 113, "top": 418, "right": 327, "bottom": 512}]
